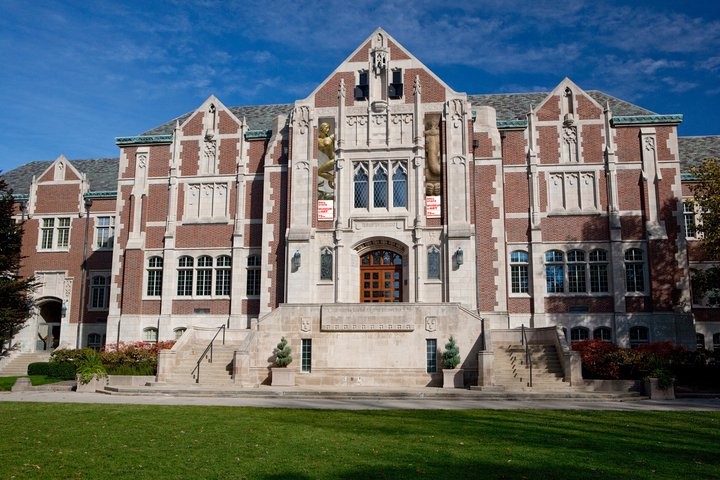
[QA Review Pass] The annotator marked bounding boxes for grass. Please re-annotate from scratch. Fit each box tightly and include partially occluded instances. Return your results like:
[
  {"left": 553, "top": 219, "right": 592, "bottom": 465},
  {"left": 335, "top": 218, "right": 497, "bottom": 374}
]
[
  {"left": 0, "top": 375, "right": 65, "bottom": 391},
  {"left": 0, "top": 404, "right": 718, "bottom": 479}
]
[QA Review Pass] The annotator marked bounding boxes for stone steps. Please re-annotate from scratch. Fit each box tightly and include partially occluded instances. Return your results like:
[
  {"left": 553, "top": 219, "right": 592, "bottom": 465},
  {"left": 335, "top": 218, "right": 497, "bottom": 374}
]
[
  {"left": 0, "top": 352, "right": 51, "bottom": 376},
  {"left": 492, "top": 342, "right": 572, "bottom": 391}
]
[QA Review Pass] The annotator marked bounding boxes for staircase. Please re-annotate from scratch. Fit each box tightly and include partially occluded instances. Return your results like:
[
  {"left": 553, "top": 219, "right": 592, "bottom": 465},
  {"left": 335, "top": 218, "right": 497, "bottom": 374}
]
[
  {"left": 0, "top": 352, "right": 51, "bottom": 376},
  {"left": 493, "top": 343, "right": 572, "bottom": 392},
  {"left": 164, "top": 344, "right": 236, "bottom": 385}
]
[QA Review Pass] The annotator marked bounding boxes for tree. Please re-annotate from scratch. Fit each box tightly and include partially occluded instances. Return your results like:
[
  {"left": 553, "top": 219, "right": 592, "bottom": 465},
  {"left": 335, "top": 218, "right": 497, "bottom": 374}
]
[
  {"left": 0, "top": 175, "right": 35, "bottom": 356},
  {"left": 441, "top": 336, "right": 460, "bottom": 369},
  {"left": 689, "top": 158, "right": 720, "bottom": 306},
  {"left": 273, "top": 336, "right": 292, "bottom": 367}
]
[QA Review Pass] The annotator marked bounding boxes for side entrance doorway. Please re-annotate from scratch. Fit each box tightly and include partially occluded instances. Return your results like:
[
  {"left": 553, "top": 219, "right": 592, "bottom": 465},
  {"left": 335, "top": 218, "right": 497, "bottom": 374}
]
[{"left": 360, "top": 250, "right": 402, "bottom": 302}]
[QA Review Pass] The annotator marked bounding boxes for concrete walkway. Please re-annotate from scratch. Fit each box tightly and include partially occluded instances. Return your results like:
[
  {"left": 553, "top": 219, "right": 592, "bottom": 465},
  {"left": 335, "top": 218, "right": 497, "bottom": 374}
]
[{"left": 1, "top": 388, "right": 719, "bottom": 411}]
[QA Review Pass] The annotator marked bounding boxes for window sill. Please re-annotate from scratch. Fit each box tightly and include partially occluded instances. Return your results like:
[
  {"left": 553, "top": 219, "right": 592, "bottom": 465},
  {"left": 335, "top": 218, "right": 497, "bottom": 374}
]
[
  {"left": 546, "top": 210, "right": 601, "bottom": 217},
  {"left": 182, "top": 217, "right": 230, "bottom": 225}
]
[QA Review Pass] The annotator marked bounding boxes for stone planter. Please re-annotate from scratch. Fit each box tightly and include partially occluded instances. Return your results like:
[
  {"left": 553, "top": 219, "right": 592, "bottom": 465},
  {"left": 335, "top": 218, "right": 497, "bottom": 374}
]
[
  {"left": 643, "top": 377, "right": 675, "bottom": 400},
  {"left": 442, "top": 368, "right": 464, "bottom": 389},
  {"left": 75, "top": 375, "right": 108, "bottom": 393},
  {"left": 271, "top": 368, "right": 295, "bottom": 387}
]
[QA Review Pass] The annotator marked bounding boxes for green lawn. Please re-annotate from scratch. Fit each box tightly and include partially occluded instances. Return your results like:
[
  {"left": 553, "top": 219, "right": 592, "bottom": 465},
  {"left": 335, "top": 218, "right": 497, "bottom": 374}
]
[
  {"left": 0, "top": 404, "right": 717, "bottom": 479},
  {"left": 0, "top": 375, "right": 65, "bottom": 391}
]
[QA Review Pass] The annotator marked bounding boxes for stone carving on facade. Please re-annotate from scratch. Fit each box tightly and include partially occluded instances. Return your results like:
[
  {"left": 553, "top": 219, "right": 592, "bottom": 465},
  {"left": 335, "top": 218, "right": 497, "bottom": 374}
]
[
  {"left": 424, "top": 116, "right": 441, "bottom": 195},
  {"left": 563, "top": 125, "right": 578, "bottom": 163},
  {"left": 425, "top": 316, "right": 437, "bottom": 332},
  {"left": 318, "top": 122, "right": 336, "bottom": 195},
  {"left": 202, "top": 138, "right": 217, "bottom": 173},
  {"left": 300, "top": 317, "right": 311, "bottom": 333},
  {"left": 137, "top": 153, "right": 147, "bottom": 169},
  {"left": 644, "top": 136, "right": 656, "bottom": 152},
  {"left": 292, "top": 106, "right": 311, "bottom": 134}
]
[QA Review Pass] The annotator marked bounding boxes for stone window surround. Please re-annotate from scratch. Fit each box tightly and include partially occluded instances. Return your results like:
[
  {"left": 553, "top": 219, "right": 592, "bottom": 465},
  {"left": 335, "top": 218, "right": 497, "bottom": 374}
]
[{"left": 38, "top": 216, "right": 71, "bottom": 252}]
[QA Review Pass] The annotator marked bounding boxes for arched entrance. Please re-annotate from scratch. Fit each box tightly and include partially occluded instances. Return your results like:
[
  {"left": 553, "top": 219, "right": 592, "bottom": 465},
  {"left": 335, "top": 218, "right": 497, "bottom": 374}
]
[
  {"left": 36, "top": 297, "right": 62, "bottom": 351},
  {"left": 360, "top": 250, "right": 403, "bottom": 302}
]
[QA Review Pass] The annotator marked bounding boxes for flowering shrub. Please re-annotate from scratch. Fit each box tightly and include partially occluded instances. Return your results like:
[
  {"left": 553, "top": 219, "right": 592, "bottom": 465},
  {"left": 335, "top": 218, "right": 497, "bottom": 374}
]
[
  {"left": 572, "top": 340, "right": 687, "bottom": 380},
  {"left": 571, "top": 339, "right": 621, "bottom": 379},
  {"left": 100, "top": 341, "right": 175, "bottom": 375}
]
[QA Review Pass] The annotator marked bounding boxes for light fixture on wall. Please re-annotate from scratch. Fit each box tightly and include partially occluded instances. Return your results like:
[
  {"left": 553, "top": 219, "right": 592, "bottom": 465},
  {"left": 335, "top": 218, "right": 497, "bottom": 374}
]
[
  {"left": 292, "top": 250, "right": 301, "bottom": 271},
  {"left": 455, "top": 247, "right": 464, "bottom": 267}
]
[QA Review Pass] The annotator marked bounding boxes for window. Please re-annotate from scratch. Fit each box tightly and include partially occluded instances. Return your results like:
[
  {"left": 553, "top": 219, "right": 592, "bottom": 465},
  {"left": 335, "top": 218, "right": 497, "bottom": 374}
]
[
  {"left": 215, "top": 256, "right": 231, "bottom": 296},
  {"left": 426, "top": 339, "right": 437, "bottom": 373},
  {"left": 683, "top": 200, "right": 697, "bottom": 238},
  {"left": 570, "top": 326, "right": 590, "bottom": 342},
  {"left": 146, "top": 256, "right": 163, "bottom": 297},
  {"left": 629, "top": 326, "right": 649, "bottom": 348},
  {"left": 714, "top": 333, "right": 720, "bottom": 352},
  {"left": 696, "top": 333, "right": 705, "bottom": 350},
  {"left": 40, "top": 217, "right": 71, "bottom": 250},
  {"left": 567, "top": 250, "right": 586, "bottom": 293},
  {"left": 196, "top": 256, "right": 213, "bottom": 296},
  {"left": 143, "top": 327, "right": 158, "bottom": 343},
  {"left": 301, "top": 339, "right": 312, "bottom": 373},
  {"left": 589, "top": 249, "right": 609, "bottom": 293},
  {"left": 247, "top": 254, "right": 261, "bottom": 296},
  {"left": 545, "top": 250, "right": 564, "bottom": 293},
  {"left": 88, "top": 333, "right": 102, "bottom": 351},
  {"left": 174, "top": 327, "right": 187, "bottom": 340},
  {"left": 593, "top": 327, "right": 612, "bottom": 342},
  {"left": 388, "top": 68, "right": 403, "bottom": 99},
  {"left": 354, "top": 70, "right": 369, "bottom": 100},
  {"left": 89, "top": 274, "right": 110, "bottom": 310},
  {"left": 177, "top": 256, "right": 194, "bottom": 296},
  {"left": 320, "top": 247, "right": 333, "bottom": 281},
  {"left": 354, "top": 160, "right": 409, "bottom": 211},
  {"left": 625, "top": 248, "right": 645, "bottom": 293},
  {"left": 427, "top": 246, "right": 441, "bottom": 280},
  {"left": 95, "top": 216, "right": 115, "bottom": 249},
  {"left": 510, "top": 250, "right": 529, "bottom": 294}
]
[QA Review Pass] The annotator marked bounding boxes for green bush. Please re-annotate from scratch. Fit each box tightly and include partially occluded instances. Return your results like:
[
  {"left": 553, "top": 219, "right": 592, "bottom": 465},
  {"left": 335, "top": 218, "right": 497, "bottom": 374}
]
[
  {"left": 105, "top": 364, "right": 156, "bottom": 376},
  {"left": 48, "top": 361, "right": 77, "bottom": 380},
  {"left": 100, "top": 341, "right": 175, "bottom": 376},
  {"left": 27, "top": 362, "right": 49, "bottom": 376},
  {"left": 442, "top": 336, "right": 461, "bottom": 369},
  {"left": 273, "top": 337, "right": 292, "bottom": 367},
  {"left": 76, "top": 350, "right": 107, "bottom": 384}
]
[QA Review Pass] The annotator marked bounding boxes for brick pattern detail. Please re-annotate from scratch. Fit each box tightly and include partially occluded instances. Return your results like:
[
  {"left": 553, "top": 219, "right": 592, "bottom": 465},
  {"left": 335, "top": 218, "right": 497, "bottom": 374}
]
[
  {"left": 538, "top": 126, "right": 559, "bottom": 164},
  {"left": 656, "top": 127, "right": 675, "bottom": 161},
  {"left": 475, "top": 164, "right": 499, "bottom": 310},
  {"left": 120, "top": 249, "right": 144, "bottom": 314},
  {"left": 577, "top": 94, "right": 602, "bottom": 118},
  {"left": 219, "top": 110, "right": 240, "bottom": 135},
  {"left": 625, "top": 296, "right": 650, "bottom": 312},
  {"left": 180, "top": 141, "right": 200, "bottom": 176},
  {"left": 617, "top": 170, "right": 642, "bottom": 211},
  {"left": 34, "top": 184, "right": 80, "bottom": 214},
  {"left": 146, "top": 184, "right": 169, "bottom": 223},
  {"left": 648, "top": 239, "right": 680, "bottom": 311},
  {"left": 148, "top": 145, "right": 171, "bottom": 178},
  {"left": 247, "top": 141, "right": 268, "bottom": 174},
  {"left": 388, "top": 39, "right": 410, "bottom": 60},
  {"left": 474, "top": 132, "right": 494, "bottom": 158},
  {"left": 580, "top": 124, "right": 604, "bottom": 163},
  {"left": 508, "top": 297, "right": 533, "bottom": 314},
  {"left": 537, "top": 95, "right": 560, "bottom": 121},
  {"left": 219, "top": 136, "right": 240, "bottom": 174},
  {"left": 501, "top": 131, "right": 527, "bottom": 165},
  {"left": 541, "top": 216, "right": 610, "bottom": 242},
  {"left": 504, "top": 218, "right": 530, "bottom": 243},
  {"left": 315, "top": 72, "right": 355, "bottom": 108},
  {"left": 144, "top": 226, "right": 165, "bottom": 250},
  {"left": 615, "top": 127, "right": 641, "bottom": 162},
  {"left": 405, "top": 68, "right": 445, "bottom": 104},
  {"left": 176, "top": 224, "right": 234, "bottom": 248},
  {"left": 120, "top": 146, "right": 137, "bottom": 178},
  {"left": 247, "top": 179, "right": 264, "bottom": 219},
  {"left": 545, "top": 296, "right": 614, "bottom": 313},
  {"left": 182, "top": 111, "right": 203, "bottom": 136},
  {"left": 620, "top": 216, "right": 644, "bottom": 240},
  {"left": 172, "top": 300, "right": 231, "bottom": 315},
  {"left": 264, "top": 169, "right": 288, "bottom": 309},
  {"left": 349, "top": 41, "right": 371, "bottom": 62},
  {"left": 503, "top": 172, "right": 529, "bottom": 213}
]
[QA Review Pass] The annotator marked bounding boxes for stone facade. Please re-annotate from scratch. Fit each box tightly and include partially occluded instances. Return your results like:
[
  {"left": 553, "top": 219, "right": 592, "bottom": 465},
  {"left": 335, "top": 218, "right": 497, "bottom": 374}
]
[{"left": 5, "top": 28, "right": 720, "bottom": 383}]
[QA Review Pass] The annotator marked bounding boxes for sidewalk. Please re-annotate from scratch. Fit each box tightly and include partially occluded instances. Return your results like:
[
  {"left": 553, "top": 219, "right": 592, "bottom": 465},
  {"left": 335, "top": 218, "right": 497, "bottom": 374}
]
[{"left": 1, "top": 387, "right": 719, "bottom": 411}]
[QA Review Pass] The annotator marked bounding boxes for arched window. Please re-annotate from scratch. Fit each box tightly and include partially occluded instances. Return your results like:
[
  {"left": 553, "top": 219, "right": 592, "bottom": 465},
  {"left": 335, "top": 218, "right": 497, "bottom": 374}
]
[
  {"left": 510, "top": 250, "right": 529, "bottom": 294},
  {"left": 373, "top": 162, "right": 388, "bottom": 208},
  {"left": 215, "top": 256, "right": 231, "bottom": 296},
  {"left": 177, "top": 256, "right": 194, "bottom": 296},
  {"left": 593, "top": 326, "right": 612, "bottom": 342},
  {"left": 427, "top": 246, "right": 441, "bottom": 280},
  {"left": 143, "top": 327, "right": 158, "bottom": 343},
  {"left": 320, "top": 247, "right": 333, "bottom": 280},
  {"left": 147, "top": 256, "right": 163, "bottom": 297},
  {"left": 567, "top": 250, "right": 586, "bottom": 293},
  {"left": 696, "top": 333, "right": 706, "bottom": 350},
  {"left": 629, "top": 325, "right": 649, "bottom": 348},
  {"left": 354, "top": 162, "right": 369, "bottom": 208},
  {"left": 545, "top": 250, "right": 564, "bottom": 293},
  {"left": 392, "top": 161, "right": 407, "bottom": 208},
  {"left": 570, "top": 326, "right": 590, "bottom": 342},
  {"left": 196, "top": 255, "right": 213, "bottom": 296},
  {"left": 589, "top": 249, "right": 609, "bottom": 293},
  {"left": 174, "top": 327, "right": 187, "bottom": 340},
  {"left": 625, "top": 249, "right": 645, "bottom": 293}
]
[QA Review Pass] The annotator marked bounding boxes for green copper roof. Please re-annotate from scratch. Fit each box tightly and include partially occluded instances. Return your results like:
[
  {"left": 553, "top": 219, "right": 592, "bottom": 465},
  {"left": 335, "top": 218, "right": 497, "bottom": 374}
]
[
  {"left": 611, "top": 114, "right": 683, "bottom": 126},
  {"left": 115, "top": 135, "right": 173, "bottom": 146}
]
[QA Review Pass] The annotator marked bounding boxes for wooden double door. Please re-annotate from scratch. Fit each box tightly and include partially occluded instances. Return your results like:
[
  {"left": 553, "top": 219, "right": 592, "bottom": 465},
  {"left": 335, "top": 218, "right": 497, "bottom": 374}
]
[{"left": 360, "top": 250, "right": 402, "bottom": 303}]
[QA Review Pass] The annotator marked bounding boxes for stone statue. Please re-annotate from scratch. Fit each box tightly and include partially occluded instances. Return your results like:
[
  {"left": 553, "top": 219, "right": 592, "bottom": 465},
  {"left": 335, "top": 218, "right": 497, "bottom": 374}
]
[
  {"left": 424, "top": 118, "right": 441, "bottom": 195},
  {"left": 318, "top": 122, "right": 336, "bottom": 189}
]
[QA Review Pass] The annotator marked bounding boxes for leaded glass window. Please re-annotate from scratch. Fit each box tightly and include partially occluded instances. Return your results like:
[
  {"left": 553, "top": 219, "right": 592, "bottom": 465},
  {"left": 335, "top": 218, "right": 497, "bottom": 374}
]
[{"left": 320, "top": 247, "right": 333, "bottom": 280}]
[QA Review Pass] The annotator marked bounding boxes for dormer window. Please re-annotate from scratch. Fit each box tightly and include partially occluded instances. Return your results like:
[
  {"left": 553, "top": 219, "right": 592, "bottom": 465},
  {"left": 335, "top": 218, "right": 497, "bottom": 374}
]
[
  {"left": 355, "top": 70, "right": 369, "bottom": 101},
  {"left": 388, "top": 69, "right": 403, "bottom": 99}
]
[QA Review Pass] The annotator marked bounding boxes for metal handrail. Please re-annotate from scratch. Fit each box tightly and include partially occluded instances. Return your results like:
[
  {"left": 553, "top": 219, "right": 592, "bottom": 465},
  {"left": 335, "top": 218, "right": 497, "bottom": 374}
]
[
  {"left": 192, "top": 325, "right": 226, "bottom": 383},
  {"left": 521, "top": 324, "right": 533, "bottom": 388}
]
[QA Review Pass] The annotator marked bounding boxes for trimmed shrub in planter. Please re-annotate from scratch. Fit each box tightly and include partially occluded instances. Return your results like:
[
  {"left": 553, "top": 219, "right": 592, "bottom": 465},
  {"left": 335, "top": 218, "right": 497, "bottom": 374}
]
[
  {"left": 442, "top": 336, "right": 460, "bottom": 370},
  {"left": 27, "top": 362, "right": 50, "bottom": 376}
]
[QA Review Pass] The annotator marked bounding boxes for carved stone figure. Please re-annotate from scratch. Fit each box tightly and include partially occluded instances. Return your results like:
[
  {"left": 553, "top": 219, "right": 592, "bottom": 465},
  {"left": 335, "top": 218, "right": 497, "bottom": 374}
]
[
  {"left": 424, "top": 117, "right": 441, "bottom": 195},
  {"left": 318, "top": 122, "right": 336, "bottom": 189}
]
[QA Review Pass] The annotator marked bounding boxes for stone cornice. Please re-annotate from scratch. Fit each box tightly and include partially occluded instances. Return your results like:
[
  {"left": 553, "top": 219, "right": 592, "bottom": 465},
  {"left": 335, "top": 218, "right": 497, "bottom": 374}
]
[
  {"left": 611, "top": 114, "right": 683, "bottom": 126},
  {"left": 497, "top": 120, "right": 528, "bottom": 129},
  {"left": 85, "top": 191, "right": 117, "bottom": 199},
  {"left": 115, "top": 135, "right": 173, "bottom": 146}
]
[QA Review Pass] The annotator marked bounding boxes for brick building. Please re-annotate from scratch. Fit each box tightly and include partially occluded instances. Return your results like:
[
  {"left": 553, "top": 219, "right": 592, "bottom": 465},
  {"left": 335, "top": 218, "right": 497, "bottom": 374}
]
[{"left": 4, "top": 29, "right": 720, "bottom": 386}]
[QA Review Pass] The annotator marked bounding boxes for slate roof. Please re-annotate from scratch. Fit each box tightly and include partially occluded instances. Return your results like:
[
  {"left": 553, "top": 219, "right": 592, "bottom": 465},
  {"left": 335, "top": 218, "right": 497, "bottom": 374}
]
[
  {"left": 2, "top": 158, "right": 119, "bottom": 196},
  {"left": 678, "top": 136, "right": 720, "bottom": 171}
]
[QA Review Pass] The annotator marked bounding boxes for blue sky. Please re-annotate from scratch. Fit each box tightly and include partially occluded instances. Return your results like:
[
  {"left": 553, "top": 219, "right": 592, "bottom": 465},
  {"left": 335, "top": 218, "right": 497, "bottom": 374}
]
[{"left": 1, "top": 0, "right": 719, "bottom": 173}]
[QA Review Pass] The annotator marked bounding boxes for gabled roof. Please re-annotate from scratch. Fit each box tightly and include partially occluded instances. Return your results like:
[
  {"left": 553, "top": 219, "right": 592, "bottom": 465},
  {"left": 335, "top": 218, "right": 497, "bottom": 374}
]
[
  {"left": 1, "top": 158, "right": 119, "bottom": 196},
  {"left": 678, "top": 136, "right": 720, "bottom": 172}
]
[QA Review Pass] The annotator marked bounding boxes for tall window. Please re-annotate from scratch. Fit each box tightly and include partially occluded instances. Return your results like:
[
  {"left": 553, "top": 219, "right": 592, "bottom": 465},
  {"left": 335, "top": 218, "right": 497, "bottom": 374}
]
[
  {"left": 40, "top": 217, "right": 70, "bottom": 250},
  {"left": 88, "top": 333, "right": 102, "bottom": 351},
  {"left": 567, "top": 250, "right": 586, "bottom": 293},
  {"left": 215, "top": 256, "right": 231, "bottom": 296},
  {"left": 545, "top": 250, "right": 564, "bottom": 293},
  {"left": 195, "top": 256, "right": 213, "bottom": 296},
  {"left": 320, "top": 247, "right": 333, "bottom": 281},
  {"left": 629, "top": 325, "right": 649, "bottom": 348},
  {"left": 510, "top": 250, "right": 529, "bottom": 293},
  {"left": 177, "top": 256, "right": 194, "bottom": 296},
  {"left": 589, "top": 249, "right": 609, "bottom": 293},
  {"left": 353, "top": 160, "right": 408, "bottom": 211},
  {"left": 683, "top": 200, "right": 697, "bottom": 238},
  {"left": 247, "top": 254, "right": 261, "bottom": 296},
  {"left": 89, "top": 274, "right": 110, "bottom": 310},
  {"left": 427, "top": 246, "right": 441, "bottom": 280},
  {"left": 301, "top": 339, "right": 312, "bottom": 373},
  {"left": 426, "top": 339, "right": 437, "bottom": 373},
  {"left": 95, "top": 216, "right": 115, "bottom": 249},
  {"left": 146, "top": 256, "right": 163, "bottom": 297},
  {"left": 625, "top": 248, "right": 645, "bottom": 293},
  {"left": 713, "top": 333, "right": 720, "bottom": 352}
]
